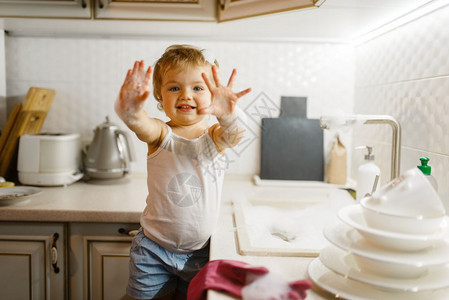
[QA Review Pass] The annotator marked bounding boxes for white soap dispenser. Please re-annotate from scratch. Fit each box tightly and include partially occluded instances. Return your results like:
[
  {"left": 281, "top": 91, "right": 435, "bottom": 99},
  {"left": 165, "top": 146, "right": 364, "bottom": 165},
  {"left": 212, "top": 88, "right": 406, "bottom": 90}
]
[
  {"left": 417, "top": 157, "right": 438, "bottom": 191},
  {"left": 357, "top": 146, "right": 381, "bottom": 201}
]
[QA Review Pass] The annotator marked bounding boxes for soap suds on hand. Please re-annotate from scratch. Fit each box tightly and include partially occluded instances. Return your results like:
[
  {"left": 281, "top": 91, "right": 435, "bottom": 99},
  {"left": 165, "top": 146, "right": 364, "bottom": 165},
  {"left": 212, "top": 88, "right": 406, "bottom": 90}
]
[{"left": 115, "top": 97, "right": 144, "bottom": 127}]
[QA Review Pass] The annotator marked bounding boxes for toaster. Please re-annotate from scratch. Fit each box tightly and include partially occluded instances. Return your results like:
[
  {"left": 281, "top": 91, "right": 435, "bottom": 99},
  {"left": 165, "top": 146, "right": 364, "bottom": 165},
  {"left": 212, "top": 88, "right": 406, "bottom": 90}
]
[{"left": 17, "top": 133, "right": 84, "bottom": 186}]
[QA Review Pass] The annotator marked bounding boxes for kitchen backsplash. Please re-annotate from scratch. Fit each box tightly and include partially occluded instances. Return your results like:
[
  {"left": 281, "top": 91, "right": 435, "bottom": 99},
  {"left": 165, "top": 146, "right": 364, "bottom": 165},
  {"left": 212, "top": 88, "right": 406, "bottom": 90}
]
[
  {"left": 352, "top": 4, "right": 449, "bottom": 211},
  {"left": 4, "top": 37, "right": 353, "bottom": 176},
  {"left": 3, "top": 4, "right": 448, "bottom": 210}
]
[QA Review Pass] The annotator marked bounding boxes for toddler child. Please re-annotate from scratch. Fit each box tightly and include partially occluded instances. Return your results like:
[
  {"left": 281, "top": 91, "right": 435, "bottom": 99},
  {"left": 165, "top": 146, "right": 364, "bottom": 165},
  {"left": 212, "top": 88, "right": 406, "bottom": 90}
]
[{"left": 115, "top": 44, "right": 251, "bottom": 300}]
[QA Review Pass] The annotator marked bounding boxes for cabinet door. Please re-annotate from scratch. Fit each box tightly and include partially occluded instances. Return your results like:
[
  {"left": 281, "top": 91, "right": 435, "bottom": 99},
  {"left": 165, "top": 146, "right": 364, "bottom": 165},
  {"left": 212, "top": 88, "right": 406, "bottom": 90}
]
[
  {"left": 0, "top": 222, "right": 67, "bottom": 300},
  {"left": 90, "top": 241, "right": 132, "bottom": 300},
  {"left": 0, "top": 240, "right": 46, "bottom": 299},
  {"left": 218, "top": 0, "right": 320, "bottom": 22},
  {"left": 0, "top": 0, "right": 92, "bottom": 18},
  {"left": 69, "top": 223, "right": 139, "bottom": 300},
  {"left": 94, "top": 0, "right": 215, "bottom": 21}
]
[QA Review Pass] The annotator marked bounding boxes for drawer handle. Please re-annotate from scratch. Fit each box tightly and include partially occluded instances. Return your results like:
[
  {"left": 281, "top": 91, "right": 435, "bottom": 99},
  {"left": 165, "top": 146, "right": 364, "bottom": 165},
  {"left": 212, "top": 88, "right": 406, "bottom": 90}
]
[
  {"left": 118, "top": 228, "right": 139, "bottom": 237},
  {"left": 220, "top": 0, "right": 231, "bottom": 10},
  {"left": 51, "top": 233, "right": 60, "bottom": 274}
]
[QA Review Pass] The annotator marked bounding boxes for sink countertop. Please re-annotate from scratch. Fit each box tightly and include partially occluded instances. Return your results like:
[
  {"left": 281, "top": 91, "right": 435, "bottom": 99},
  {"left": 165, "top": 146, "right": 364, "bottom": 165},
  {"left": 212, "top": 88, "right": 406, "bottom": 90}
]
[
  {"left": 0, "top": 174, "right": 329, "bottom": 299},
  {"left": 208, "top": 177, "right": 329, "bottom": 300}
]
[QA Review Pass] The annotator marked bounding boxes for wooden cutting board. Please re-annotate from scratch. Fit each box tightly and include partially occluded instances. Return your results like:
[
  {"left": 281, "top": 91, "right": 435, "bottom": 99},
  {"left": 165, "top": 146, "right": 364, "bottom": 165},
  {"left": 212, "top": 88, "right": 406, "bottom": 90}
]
[
  {"left": 0, "top": 87, "right": 56, "bottom": 179},
  {"left": 0, "top": 103, "right": 21, "bottom": 154},
  {"left": 260, "top": 118, "right": 324, "bottom": 181}
]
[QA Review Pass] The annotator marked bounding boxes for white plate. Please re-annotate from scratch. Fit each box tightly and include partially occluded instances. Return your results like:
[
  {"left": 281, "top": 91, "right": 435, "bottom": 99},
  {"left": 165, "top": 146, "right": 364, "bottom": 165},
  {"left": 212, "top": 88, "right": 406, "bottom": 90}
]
[
  {"left": 0, "top": 186, "right": 42, "bottom": 206},
  {"left": 338, "top": 205, "right": 446, "bottom": 251},
  {"left": 319, "top": 245, "right": 449, "bottom": 292},
  {"left": 308, "top": 258, "right": 449, "bottom": 300},
  {"left": 324, "top": 221, "right": 449, "bottom": 267}
]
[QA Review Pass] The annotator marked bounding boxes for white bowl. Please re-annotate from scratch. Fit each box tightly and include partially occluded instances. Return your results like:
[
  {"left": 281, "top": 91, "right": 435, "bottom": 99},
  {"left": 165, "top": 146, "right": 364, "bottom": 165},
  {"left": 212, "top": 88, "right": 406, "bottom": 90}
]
[
  {"left": 360, "top": 197, "right": 446, "bottom": 235},
  {"left": 365, "top": 168, "right": 445, "bottom": 218},
  {"left": 338, "top": 205, "right": 447, "bottom": 251},
  {"left": 323, "top": 222, "right": 449, "bottom": 274},
  {"left": 319, "top": 246, "right": 449, "bottom": 292},
  {"left": 308, "top": 258, "right": 449, "bottom": 300},
  {"left": 352, "top": 253, "right": 427, "bottom": 278}
]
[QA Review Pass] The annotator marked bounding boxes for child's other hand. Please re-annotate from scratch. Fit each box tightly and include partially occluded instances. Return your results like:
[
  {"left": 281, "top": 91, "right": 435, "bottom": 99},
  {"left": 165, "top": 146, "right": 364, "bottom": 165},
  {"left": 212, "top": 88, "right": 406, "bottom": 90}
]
[
  {"left": 116, "top": 60, "right": 152, "bottom": 120},
  {"left": 199, "top": 66, "right": 251, "bottom": 118}
]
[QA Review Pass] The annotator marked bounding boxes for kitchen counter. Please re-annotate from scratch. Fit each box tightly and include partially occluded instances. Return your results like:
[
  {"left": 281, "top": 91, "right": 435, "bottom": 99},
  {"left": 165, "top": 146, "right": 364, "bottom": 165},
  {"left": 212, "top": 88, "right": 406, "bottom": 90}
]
[
  {"left": 0, "top": 175, "right": 147, "bottom": 223},
  {"left": 0, "top": 174, "right": 330, "bottom": 299}
]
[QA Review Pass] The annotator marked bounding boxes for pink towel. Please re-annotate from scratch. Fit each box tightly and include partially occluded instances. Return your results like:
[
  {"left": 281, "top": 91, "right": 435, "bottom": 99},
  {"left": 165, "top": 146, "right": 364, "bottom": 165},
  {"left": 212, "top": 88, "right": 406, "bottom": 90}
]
[{"left": 187, "top": 260, "right": 313, "bottom": 300}]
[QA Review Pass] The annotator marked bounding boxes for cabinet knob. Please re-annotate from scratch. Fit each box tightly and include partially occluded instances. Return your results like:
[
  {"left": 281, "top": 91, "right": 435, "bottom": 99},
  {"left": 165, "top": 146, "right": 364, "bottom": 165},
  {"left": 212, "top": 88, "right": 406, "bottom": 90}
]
[
  {"left": 118, "top": 228, "right": 138, "bottom": 237},
  {"left": 220, "top": 0, "right": 231, "bottom": 10}
]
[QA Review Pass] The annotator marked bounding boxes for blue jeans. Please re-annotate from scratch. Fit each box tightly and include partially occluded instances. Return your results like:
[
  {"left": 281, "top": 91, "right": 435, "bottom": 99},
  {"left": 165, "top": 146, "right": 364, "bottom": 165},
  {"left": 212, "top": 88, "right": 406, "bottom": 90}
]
[{"left": 127, "top": 229, "right": 210, "bottom": 299}]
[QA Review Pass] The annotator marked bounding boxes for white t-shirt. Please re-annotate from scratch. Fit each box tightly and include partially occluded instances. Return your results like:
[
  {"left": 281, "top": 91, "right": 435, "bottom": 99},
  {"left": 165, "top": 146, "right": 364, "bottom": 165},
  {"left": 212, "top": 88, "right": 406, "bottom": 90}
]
[{"left": 140, "top": 125, "right": 228, "bottom": 253}]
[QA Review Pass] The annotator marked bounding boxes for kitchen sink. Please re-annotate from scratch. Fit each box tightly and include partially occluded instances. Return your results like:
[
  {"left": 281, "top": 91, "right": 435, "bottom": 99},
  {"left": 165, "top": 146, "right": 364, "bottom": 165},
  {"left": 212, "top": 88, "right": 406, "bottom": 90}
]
[{"left": 233, "top": 184, "right": 355, "bottom": 257}]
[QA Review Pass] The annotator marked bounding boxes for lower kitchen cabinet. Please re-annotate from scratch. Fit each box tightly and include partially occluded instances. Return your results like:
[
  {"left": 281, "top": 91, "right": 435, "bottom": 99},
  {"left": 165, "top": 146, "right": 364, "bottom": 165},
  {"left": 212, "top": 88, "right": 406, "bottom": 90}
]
[
  {"left": 69, "top": 222, "right": 139, "bottom": 300},
  {"left": 0, "top": 222, "right": 67, "bottom": 300},
  {"left": 0, "top": 221, "right": 139, "bottom": 300}
]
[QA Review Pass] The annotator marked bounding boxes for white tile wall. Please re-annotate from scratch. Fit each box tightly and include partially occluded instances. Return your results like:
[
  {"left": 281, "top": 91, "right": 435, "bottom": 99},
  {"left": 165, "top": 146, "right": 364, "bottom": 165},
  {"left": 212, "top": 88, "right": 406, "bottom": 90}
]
[
  {"left": 4, "top": 5, "right": 448, "bottom": 212},
  {"left": 4, "top": 37, "right": 354, "bottom": 176},
  {"left": 353, "top": 5, "right": 449, "bottom": 211}
]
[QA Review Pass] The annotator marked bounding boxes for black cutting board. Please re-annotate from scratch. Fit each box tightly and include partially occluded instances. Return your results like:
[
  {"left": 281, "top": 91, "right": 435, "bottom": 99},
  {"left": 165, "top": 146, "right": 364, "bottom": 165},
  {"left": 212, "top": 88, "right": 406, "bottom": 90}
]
[
  {"left": 279, "top": 96, "right": 307, "bottom": 118},
  {"left": 260, "top": 118, "right": 324, "bottom": 181}
]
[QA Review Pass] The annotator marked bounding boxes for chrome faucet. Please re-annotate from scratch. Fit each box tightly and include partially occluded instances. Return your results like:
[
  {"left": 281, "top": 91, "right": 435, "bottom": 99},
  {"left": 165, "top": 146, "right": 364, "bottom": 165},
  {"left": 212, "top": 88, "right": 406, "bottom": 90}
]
[{"left": 319, "top": 114, "right": 401, "bottom": 180}]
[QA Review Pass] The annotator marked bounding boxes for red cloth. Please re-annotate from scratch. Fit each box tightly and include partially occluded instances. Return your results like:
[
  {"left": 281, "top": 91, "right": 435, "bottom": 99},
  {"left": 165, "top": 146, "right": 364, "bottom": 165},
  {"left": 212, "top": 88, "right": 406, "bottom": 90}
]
[
  {"left": 187, "top": 260, "right": 313, "bottom": 300},
  {"left": 286, "top": 280, "right": 314, "bottom": 299}
]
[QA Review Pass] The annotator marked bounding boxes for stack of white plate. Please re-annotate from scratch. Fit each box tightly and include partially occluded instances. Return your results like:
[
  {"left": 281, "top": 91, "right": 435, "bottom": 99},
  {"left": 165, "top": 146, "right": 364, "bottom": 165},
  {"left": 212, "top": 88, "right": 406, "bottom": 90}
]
[{"left": 307, "top": 204, "right": 449, "bottom": 299}]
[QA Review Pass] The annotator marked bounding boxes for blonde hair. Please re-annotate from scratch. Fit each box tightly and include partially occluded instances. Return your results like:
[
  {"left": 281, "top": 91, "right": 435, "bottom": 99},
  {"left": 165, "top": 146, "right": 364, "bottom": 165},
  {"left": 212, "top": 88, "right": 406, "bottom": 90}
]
[{"left": 152, "top": 45, "right": 219, "bottom": 107}]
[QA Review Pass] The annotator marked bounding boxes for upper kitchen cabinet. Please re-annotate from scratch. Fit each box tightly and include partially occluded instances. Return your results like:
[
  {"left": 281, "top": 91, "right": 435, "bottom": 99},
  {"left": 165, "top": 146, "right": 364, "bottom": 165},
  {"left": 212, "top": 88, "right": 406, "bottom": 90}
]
[
  {"left": 0, "top": 0, "right": 322, "bottom": 22},
  {"left": 95, "top": 0, "right": 321, "bottom": 22},
  {"left": 94, "top": 0, "right": 216, "bottom": 21},
  {"left": 0, "top": 0, "right": 214, "bottom": 21},
  {"left": 0, "top": 0, "right": 92, "bottom": 19},
  {"left": 218, "top": 0, "right": 321, "bottom": 22},
  {"left": 0, "top": 0, "right": 215, "bottom": 21}
]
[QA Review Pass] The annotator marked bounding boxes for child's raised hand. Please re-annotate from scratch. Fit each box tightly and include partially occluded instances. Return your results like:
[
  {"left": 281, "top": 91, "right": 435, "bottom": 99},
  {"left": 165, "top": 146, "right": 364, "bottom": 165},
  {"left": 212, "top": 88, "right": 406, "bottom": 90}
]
[
  {"left": 199, "top": 66, "right": 251, "bottom": 118},
  {"left": 116, "top": 60, "right": 152, "bottom": 121}
]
